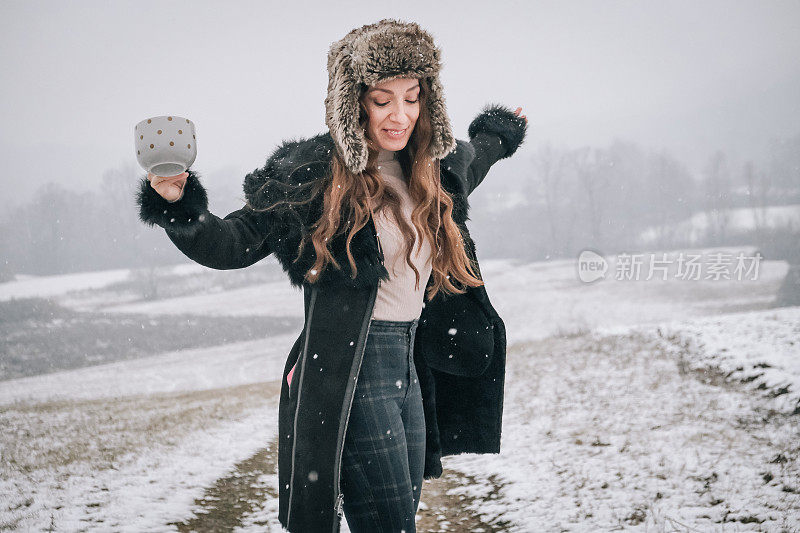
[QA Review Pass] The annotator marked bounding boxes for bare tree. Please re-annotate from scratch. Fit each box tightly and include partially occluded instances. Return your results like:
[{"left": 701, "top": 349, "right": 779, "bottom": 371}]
[
  {"left": 702, "top": 150, "right": 732, "bottom": 245},
  {"left": 742, "top": 160, "right": 772, "bottom": 244},
  {"left": 571, "top": 146, "right": 609, "bottom": 248},
  {"left": 532, "top": 142, "right": 569, "bottom": 255},
  {"left": 767, "top": 133, "right": 800, "bottom": 196},
  {"left": 643, "top": 150, "right": 695, "bottom": 250},
  {"left": 129, "top": 264, "right": 161, "bottom": 301}
]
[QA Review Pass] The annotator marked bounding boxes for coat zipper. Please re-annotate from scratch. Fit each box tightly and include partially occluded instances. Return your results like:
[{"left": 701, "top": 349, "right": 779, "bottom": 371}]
[
  {"left": 332, "top": 217, "right": 384, "bottom": 530},
  {"left": 333, "top": 283, "right": 377, "bottom": 525},
  {"left": 286, "top": 284, "right": 318, "bottom": 528}
]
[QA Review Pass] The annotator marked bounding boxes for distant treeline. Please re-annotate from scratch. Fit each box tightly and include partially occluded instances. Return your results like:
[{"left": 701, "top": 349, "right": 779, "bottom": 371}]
[
  {"left": 1, "top": 134, "right": 798, "bottom": 280},
  {"left": 469, "top": 134, "right": 800, "bottom": 264},
  {"left": 0, "top": 162, "right": 246, "bottom": 281}
]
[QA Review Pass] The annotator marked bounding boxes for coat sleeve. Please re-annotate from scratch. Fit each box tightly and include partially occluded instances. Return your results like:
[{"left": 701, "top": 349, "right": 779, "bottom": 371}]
[
  {"left": 463, "top": 104, "right": 528, "bottom": 197},
  {"left": 135, "top": 169, "right": 274, "bottom": 270}
]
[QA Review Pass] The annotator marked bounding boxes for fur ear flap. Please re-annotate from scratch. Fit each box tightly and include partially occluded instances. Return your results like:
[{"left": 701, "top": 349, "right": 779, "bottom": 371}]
[
  {"left": 136, "top": 169, "right": 208, "bottom": 238},
  {"left": 468, "top": 103, "right": 528, "bottom": 159}
]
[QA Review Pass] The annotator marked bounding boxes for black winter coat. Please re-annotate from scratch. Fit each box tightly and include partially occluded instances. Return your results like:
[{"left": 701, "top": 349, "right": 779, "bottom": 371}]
[{"left": 136, "top": 104, "right": 527, "bottom": 532}]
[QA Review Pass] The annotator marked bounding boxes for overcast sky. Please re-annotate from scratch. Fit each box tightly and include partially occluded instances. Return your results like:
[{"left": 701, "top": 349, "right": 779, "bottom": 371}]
[{"left": 1, "top": 0, "right": 798, "bottom": 211}]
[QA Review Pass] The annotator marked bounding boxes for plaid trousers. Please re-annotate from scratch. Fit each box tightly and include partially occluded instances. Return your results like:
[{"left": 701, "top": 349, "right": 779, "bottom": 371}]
[{"left": 341, "top": 318, "right": 426, "bottom": 533}]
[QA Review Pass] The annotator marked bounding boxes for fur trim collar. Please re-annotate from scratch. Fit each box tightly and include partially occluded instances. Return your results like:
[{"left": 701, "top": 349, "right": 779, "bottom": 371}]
[{"left": 241, "top": 131, "right": 475, "bottom": 289}]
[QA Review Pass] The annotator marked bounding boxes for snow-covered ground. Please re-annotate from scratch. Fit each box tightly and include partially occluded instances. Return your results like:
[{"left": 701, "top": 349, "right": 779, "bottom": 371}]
[
  {"left": 445, "top": 323, "right": 799, "bottom": 531},
  {"left": 96, "top": 280, "right": 304, "bottom": 318},
  {"left": 2, "top": 386, "right": 280, "bottom": 532},
  {"left": 639, "top": 203, "right": 800, "bottom": 246},
  {"left": 0, "top": 268, "right": 133, "bottom": 302},
  {"left": 0, "top": 263, "right": 216, "bottom": 303},
  {"left": 1, "top": 246, "right": 797, "bottom": 531},
  {"left": 482, "top": 245, "right": 787, "bottom": 345},
  {"left": 630, "top": 306, "right": 800, "bottom": 415}
]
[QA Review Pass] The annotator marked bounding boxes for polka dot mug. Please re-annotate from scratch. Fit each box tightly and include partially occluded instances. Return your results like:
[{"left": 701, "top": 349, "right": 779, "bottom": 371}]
[{"left": 134, "top": 115, "right": 197, "bottom": 177}]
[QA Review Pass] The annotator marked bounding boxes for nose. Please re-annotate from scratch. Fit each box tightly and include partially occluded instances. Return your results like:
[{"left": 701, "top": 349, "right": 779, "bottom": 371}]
[{"left": 388, "top": 101, "right": 410, "bottom": 125}]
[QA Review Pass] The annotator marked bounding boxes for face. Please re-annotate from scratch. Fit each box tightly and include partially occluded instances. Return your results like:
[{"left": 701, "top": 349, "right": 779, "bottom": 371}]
[{"left": 361, "top": 77, "right": 421, "bottom": 152}]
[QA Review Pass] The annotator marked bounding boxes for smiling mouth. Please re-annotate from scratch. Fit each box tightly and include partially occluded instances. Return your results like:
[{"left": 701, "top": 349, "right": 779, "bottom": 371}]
[{"left": 383, "top": 128, "right": 407, "bottom": 137}]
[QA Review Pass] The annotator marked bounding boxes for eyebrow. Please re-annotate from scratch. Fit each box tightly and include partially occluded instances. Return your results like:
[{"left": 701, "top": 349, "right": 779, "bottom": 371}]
[{"left": 368, "top": 84, "right": 420, "bottom": 95}]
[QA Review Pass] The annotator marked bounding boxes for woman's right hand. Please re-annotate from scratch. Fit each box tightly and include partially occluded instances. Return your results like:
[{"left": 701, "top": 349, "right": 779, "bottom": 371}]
[{"left": 148, "top": 171, "right": 189, "bottom": 202}]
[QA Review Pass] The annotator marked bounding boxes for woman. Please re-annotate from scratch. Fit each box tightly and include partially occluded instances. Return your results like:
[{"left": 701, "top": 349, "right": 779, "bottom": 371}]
[{"left": 137, "top": 18, "right": 527, "bottom": 533}]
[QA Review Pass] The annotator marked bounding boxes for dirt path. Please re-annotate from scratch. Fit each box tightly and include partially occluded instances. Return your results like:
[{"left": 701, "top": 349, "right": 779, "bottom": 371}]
[
  {"left": 168, "top": 432, "right": 516, "bottom": 532},
  {"left": 414, "top": 470, "right": 515, "bottom": 532},
  {"left": 168, "top": 439, "right": 281, "bottom": 532}
]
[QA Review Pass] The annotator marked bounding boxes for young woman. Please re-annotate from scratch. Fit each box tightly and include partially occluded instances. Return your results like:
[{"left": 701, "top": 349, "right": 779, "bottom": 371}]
[{"left": 137, "top": 18, "right": 527, "bottom": 533}]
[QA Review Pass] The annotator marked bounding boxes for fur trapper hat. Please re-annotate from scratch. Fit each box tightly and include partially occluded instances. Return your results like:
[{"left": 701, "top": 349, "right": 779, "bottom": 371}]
[{"left": 325, "top": 18, "right": 457, "bottom": 174}]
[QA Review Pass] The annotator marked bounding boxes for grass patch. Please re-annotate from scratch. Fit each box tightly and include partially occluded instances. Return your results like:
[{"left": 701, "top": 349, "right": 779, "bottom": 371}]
[{"left": 0, "top": 381, "right": 281, "bottom": 473}]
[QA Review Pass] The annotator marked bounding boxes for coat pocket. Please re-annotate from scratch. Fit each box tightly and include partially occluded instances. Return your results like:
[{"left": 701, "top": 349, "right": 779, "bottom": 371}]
[{"left": 416, "top": 288, "right": 495, "bottom": 377}]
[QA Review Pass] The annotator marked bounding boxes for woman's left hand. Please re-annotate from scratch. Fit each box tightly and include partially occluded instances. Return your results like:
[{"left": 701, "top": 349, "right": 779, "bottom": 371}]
[{"left": 514, "top": 107, "right": 528, "bottom": 124}]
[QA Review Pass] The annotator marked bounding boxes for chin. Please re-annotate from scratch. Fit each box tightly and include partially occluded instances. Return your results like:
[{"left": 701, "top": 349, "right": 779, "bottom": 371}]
[
  {"left": 378, "top": 141, "right": 408, "bottom": 152},
  {"left": 377, "top": 135, "right": 410, "bottom": 151},
  {"left": 372, "top": 126, "right": 413, "bottom": 151}
]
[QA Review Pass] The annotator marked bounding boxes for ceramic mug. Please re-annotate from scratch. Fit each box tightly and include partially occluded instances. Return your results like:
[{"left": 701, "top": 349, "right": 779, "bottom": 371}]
[{"left": 134, "top": 115, "right": 197, "bottom": 177}]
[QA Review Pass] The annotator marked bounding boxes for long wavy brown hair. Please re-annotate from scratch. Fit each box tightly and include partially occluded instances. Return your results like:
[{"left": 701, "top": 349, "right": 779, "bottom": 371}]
[{"left": 248, "top": 77, "right": 483, "bottom": 301}]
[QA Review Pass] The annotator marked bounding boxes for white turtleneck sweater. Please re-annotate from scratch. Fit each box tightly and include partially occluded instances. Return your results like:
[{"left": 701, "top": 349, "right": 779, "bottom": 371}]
[{"left": 370, "top": 148, "right": 433, "bottom": 321}]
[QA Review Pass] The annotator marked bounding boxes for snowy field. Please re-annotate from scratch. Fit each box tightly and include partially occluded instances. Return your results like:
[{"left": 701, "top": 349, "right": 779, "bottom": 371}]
[
  {"left": 1, "top": 245, "right": 798, "bottom": 531},
  {"left": 639, "top": 204, "right": 800, "bottom": 246}
]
